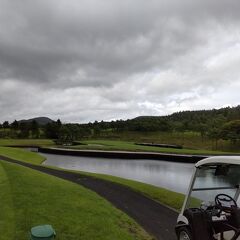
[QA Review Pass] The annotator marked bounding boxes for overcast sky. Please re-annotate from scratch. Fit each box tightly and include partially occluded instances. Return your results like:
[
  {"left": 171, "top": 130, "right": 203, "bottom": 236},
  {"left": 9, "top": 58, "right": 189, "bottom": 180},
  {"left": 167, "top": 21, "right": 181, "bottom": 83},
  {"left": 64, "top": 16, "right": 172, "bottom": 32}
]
[{"left": 0, "top": 0, "right": 240, "bottom": 123}]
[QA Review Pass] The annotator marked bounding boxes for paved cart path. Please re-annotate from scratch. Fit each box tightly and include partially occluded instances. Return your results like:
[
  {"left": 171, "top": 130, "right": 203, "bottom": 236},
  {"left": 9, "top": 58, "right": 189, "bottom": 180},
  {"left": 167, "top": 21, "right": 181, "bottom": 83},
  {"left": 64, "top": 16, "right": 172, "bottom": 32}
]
[{"left": 0, "top": 156, "right": 178, "bottom": 240}]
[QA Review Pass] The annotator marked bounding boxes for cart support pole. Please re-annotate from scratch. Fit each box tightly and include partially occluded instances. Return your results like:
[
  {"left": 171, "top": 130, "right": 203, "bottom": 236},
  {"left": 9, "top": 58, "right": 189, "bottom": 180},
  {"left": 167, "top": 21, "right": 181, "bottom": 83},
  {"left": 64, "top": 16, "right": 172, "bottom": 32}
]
[{"left": 180, "top": 168, "right": 197, "bottom": 215}]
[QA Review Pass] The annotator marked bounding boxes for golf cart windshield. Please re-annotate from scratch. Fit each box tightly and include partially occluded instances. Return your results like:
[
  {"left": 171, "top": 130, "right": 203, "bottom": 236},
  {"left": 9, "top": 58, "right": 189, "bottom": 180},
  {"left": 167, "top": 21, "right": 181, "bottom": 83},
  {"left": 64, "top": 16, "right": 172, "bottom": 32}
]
[{"left": 187, "top": 164, "right": 240, "bottom": 208}]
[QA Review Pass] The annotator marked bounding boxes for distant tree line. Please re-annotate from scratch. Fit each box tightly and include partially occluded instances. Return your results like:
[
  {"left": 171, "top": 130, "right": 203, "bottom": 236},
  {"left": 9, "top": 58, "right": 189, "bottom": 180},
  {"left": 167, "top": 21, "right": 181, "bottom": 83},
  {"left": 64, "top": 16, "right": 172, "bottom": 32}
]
[
  {"left": 84, "top": 106, "right": 240, "bottom": 146},
  {"left": 0, "top": 119, "right": 91, "bottom": 144},
  {"left": 0, "top": 120, "right": 41, "bottom": 139},
  {"left": 45, "top": 120, "right": 91, "bottom": 144},
  {"left": 0, "top": 105, "right": 240, "bottom": 146},
  {"left": 81, "top": 106, "right": 240, "bottom": 144}
]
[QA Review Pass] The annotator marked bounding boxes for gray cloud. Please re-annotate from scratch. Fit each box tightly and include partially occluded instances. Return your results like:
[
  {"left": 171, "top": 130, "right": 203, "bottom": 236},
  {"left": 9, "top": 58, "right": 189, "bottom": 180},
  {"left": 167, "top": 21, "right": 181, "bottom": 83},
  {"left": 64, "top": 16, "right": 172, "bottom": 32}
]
[{"left": 0, "top": 0, "right": 240, "bottom": 122}]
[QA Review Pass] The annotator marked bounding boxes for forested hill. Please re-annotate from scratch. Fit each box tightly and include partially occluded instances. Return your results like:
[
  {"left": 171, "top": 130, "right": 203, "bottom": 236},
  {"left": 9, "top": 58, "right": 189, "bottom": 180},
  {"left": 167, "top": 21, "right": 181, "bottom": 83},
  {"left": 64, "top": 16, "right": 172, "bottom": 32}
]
[
  {"left": 19, "top": 117, "right": 53, "bottom": 126},
  {"left": 167, "top": 105, "right": 240, "bottom": 122},
  {"left": 131, "top": 105, "right": 240, "bottom": 132},
  {"left": 135, "top": 105, "right": 240, "bottom": 122},
  {"left": 81, "top": 105, "right": 240, "bottom": 144}
]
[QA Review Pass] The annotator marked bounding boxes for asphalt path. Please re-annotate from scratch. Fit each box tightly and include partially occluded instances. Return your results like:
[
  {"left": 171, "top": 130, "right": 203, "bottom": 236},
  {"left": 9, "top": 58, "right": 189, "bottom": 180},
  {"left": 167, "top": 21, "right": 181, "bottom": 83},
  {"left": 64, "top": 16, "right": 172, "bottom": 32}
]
[{"left": 0, "top": 156, "right": 178, "bottom": 240}]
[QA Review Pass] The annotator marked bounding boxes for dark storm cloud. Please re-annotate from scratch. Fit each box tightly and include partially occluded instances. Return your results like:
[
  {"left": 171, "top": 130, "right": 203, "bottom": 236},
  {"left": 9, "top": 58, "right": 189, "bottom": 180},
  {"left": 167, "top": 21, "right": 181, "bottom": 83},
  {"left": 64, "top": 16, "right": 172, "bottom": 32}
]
[{"left": 0, "top": 0, "right": 240, "bottom": 122}]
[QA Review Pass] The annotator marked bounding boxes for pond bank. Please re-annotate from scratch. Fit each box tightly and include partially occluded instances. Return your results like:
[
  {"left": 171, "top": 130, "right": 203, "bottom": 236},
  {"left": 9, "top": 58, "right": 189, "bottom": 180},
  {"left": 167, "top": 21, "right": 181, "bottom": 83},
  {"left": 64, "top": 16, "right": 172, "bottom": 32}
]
[{"left": 39, "top": 147, "right": 207, "bottom": 163}]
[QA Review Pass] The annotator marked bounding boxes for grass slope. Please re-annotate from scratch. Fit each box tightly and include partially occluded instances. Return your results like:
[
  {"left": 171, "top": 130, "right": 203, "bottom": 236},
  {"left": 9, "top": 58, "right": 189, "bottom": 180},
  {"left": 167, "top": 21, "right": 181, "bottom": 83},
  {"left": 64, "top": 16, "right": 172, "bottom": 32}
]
[
  {"left": 0, "top": 161, "right": 152, "bottom": 240},
  {"left": 0, "top": 146, "right": 45, "bottom": 164},
  {"left": 0, "top": 163, "right": 15, "bottom": 239},
  {"left": 88, "top": 130, "right": 240, "bottom": 152},
  {"left": 0, "top": 139, "right": 54, "bottom": 147},
  {"left": 71, "top": 140, "right": 233, "bottom": 155}
]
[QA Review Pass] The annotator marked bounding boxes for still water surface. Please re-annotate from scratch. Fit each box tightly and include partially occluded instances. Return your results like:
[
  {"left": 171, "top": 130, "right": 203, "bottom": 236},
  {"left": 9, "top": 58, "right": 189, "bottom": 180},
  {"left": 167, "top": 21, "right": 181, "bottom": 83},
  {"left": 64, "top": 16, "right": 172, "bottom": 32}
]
[{"left": 42, "top": 153, "right": 194, "bottom": 194}]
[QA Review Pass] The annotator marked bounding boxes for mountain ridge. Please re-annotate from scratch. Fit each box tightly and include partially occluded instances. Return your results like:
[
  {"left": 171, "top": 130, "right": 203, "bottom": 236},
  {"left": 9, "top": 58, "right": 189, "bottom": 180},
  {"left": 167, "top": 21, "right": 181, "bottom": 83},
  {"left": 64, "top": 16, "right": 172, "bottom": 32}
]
[{"left": 18, "top": 117, "right": 54, "bottom": 125}]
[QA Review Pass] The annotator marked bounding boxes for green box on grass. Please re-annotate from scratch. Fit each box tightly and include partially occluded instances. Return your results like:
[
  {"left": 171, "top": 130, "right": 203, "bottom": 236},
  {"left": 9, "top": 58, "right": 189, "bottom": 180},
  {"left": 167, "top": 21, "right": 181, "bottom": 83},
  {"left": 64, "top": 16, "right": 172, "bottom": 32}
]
[{"left": 30, "top": 225, "right": 56, "bottom": 240}]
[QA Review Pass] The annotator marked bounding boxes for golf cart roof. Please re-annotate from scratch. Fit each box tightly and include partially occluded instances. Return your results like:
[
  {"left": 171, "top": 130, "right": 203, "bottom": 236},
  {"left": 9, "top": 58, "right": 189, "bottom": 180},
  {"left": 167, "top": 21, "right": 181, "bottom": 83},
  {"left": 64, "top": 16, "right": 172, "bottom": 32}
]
[{"left": 196, "top": 156, "right": 240, "bottom": 168}]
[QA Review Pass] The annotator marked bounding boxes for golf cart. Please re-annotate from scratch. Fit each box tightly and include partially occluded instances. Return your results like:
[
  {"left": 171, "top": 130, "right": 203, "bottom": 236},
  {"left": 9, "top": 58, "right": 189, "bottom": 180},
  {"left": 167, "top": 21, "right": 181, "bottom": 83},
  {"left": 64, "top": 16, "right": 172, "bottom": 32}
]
[{"left": 176, "top": 156, "right": 240, "bottom": 240}]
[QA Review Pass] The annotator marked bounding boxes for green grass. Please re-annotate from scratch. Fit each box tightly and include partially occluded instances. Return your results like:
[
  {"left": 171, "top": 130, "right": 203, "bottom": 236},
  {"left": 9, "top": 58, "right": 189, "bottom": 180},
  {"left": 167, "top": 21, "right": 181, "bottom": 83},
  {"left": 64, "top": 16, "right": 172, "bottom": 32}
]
[
  {"left": 0, "top": 139, "right": 54, "bottom": 147},
  {"left": 0, "top": 162, "right": 15, "bottom": 239},
  {"left": 0, "top": 146, "right": 45, "bottom": 164},
  {"left": 69, "top": 140, "right": 235, "bottom": 155},
  {"left": 0, "top": 161, "right": 152, "bottom": 240},
  {"left": 89, "top": 130, "right": 240, "bottom": 153}
]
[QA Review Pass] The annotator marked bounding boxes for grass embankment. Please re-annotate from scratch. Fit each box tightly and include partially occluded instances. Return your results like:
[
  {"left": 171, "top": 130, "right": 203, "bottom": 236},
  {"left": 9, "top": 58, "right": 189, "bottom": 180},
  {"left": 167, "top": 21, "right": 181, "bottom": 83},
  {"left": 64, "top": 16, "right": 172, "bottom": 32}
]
[
  {"left": 0, "top": 160, "right": 152, "bottom": 240},
  {"left": 88, "top": 130, "right": 240, "bottom": 152},
  {"left": 0, "top": 139, "right": 55, "bottom": 147},
  {"left": 70, "top": 140, "right": 234, "bottom": 155},
  {"left": 0, "top": 147, "right": 194, "bottom": 211},
  {"left": 0, "top": 146, "right": 45, "bottom": 164}
]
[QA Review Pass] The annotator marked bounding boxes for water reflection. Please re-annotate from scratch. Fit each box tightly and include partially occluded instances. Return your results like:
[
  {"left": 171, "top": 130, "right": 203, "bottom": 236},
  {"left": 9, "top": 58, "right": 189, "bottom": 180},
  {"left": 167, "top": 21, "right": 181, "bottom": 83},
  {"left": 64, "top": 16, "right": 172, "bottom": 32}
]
[{"left": 42, "top": 153, "right": 194, "bottom": 194}]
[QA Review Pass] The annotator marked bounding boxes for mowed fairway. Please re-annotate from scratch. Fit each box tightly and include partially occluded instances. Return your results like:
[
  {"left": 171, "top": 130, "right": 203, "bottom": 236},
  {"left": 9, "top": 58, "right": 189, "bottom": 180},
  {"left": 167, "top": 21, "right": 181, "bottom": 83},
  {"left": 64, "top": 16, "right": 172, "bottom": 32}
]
[
  {"left": 0, "top": 161, "right": 152, "bottom": 240},
  {"left": 71, "top": 140, "right": 233, "bottom": 155},
  {"left": 0, "top": 139, "right": 55, "bottom": 147},
  {"left": 0, "top": 146, "right": 45, "bottom": 164}
]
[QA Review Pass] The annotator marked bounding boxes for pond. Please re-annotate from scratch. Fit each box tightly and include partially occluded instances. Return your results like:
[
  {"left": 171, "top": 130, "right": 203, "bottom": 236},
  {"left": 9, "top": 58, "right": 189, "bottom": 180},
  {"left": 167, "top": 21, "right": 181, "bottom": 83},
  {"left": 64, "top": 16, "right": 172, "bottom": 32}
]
[{"left": 42, "top": 152, "right": 194, "bottom": 194}]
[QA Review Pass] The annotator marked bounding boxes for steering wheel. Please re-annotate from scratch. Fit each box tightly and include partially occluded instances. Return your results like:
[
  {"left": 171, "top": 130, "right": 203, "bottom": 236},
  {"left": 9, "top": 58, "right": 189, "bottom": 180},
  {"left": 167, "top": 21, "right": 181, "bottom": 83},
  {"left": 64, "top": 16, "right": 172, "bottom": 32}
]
[{"left": 215, "top": 194, "right": 237, "bottom": 213}]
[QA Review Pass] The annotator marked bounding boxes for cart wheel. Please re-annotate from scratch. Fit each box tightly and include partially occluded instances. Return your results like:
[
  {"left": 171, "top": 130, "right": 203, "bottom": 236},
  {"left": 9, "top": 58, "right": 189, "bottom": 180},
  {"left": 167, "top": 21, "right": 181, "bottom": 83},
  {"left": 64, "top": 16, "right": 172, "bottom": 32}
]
[{"left": 177, "top": 227, "right": 192, "bottom": 240}]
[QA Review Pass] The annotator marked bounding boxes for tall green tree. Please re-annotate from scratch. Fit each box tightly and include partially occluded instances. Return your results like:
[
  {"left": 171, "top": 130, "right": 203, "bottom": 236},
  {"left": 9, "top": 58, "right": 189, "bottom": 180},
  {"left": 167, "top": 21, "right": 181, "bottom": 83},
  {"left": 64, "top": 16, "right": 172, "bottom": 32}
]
[
  {"left": 11, "top": 120, "right": 19, "bottom": 130},
  {"left": 3, "top": 121, "right": 9, "bottom": 128},
  {"left": 31, "top": 120, "right": 40, "bottom": 138},
  {"left": 221, "top": 120, "right": 240, "bottom": 144},
  {"left": 45, "top": 120, "right": 62, "bottom": 139},
  {"left": 18, "top": 122, "right": 30, "bottom": 138}
]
